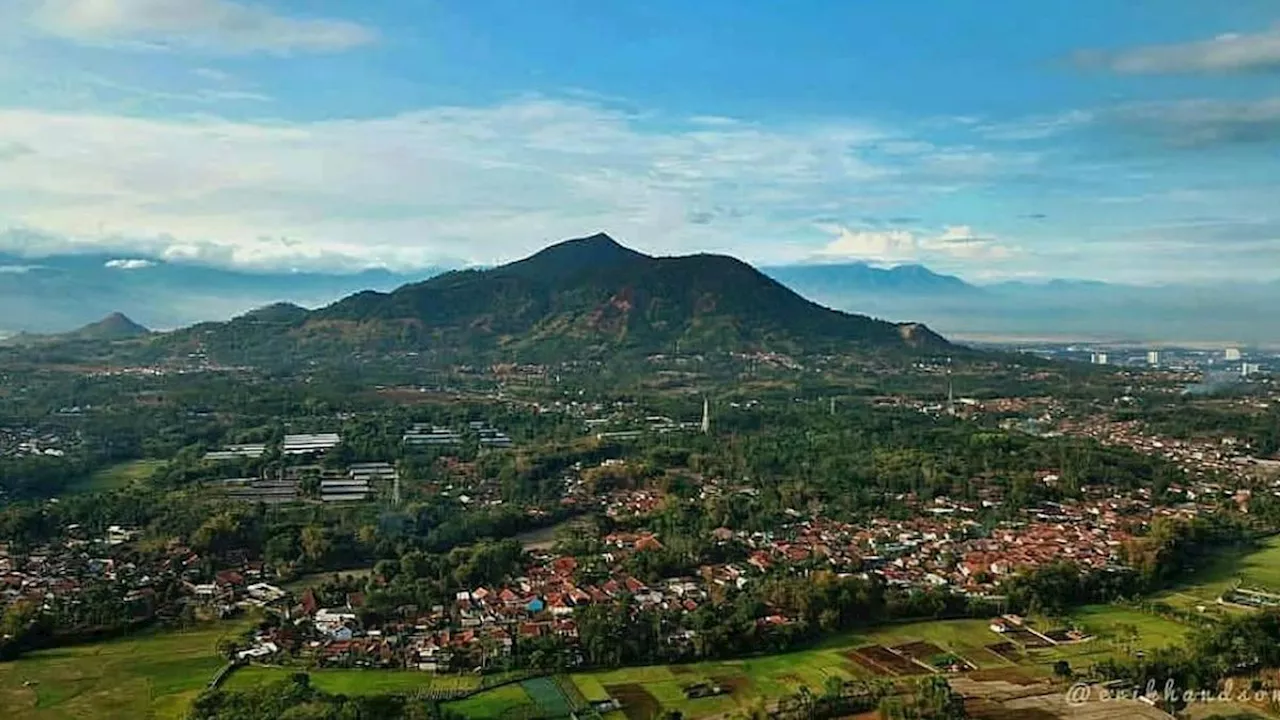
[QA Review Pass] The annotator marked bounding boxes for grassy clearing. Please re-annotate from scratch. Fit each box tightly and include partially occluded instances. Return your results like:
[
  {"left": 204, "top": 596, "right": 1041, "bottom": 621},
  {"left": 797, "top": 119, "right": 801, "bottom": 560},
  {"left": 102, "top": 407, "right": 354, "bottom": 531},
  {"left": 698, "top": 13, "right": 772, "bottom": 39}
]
[
  {"left": 69, "top": 459, "right": 167, "bottom": 494},
  {"left": 225, "top": 666, "right": 482, "bottom": 695},
  {"left": 0, "top": 618, "right": 251, "bottom": 720},
  {"left": 447, "top": 683, "right": 534, "bottom": 718},
  {"left": 1152, "top": 534, "right": 1280, "bottom": 614},
  {"left": 281, "top": 567, "right": 376, "bottom": 595}
]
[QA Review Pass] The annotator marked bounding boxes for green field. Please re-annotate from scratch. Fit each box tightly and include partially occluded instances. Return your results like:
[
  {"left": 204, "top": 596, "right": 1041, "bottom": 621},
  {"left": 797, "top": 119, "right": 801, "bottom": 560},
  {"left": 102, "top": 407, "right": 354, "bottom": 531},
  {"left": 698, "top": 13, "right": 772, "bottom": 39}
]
[
  {"left": 449, "top": 609, "right": 1193, "bottom": 720},
  {"left": 448, "top": 683, "right": 537, "bottom": 718},
  {"left": 225, "top": 665, "right": 483, "bottom": 695},
  {"left": 1154, "top": 534, "right": 1280, "bottom": 614},
  {"left": 281, "top": 566, "right": 376, "bottom": 595},
  {"left": 0, "top": 603, "right": 1194, "bottom": 720},
  {"left": 0, "top": 619, "right": 250, "bottom": 720},
  {"left": 69, "top": 459, "right": 167, "bottom": 494}
]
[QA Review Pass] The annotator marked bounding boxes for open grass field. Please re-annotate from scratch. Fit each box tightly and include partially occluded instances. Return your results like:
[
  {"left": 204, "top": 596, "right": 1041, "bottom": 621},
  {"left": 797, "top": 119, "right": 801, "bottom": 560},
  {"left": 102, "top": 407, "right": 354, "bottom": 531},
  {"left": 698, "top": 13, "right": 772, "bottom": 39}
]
[
  {"left": 281, "top": 566, "right": 376, "bottom": 595},
  {"left": 224, "top": 665, "right": 483, "bottom": 696},
  {"left": 0, "top": 618, "right": 251, "bottom": 720},
  {"left": 448, "top": 683, "right": 537, "bottom": 718},
  {"left": 1153, "top": 534, "right": 1280, "bottom": 614},
  {"left": 69, "top": 459, "right": 167, "bottom": 494},
  {"left": 449, "top": 610, "right": 1194, "bottom": 720}
]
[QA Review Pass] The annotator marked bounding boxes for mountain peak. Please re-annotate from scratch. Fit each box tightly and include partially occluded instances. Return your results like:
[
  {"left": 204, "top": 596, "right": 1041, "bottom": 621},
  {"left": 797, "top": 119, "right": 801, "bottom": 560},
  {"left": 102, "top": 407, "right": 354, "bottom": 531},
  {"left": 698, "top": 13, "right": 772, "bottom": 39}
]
[
  {"left": 73, "top": 312, "right": 150, "bottom": 340},
  {"left": 239, "top": 302, "right": 310, "bottom": 324},
  {"left": 501, "top": 232, "right": 649, "bottom": 281}
]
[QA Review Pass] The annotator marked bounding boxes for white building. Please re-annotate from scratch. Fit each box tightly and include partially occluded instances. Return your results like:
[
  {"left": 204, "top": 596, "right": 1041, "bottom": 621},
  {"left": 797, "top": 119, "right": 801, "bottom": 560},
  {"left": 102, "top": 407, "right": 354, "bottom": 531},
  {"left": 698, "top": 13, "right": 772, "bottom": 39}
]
[
  {"left": 1146, "top": 350, "right": 1160, "bottom": 366},
  {"left": 404, "top": 424, "right": 463, "bottom": 446},
  {"left": 282, "top": 433, "right": 341, "bottom": 455},
  {"left": 205, "top": 443, "right": 267, "bottom": 461},
  {"left": 1225, "top": 348, "right": 1243, "bottom": 362}
]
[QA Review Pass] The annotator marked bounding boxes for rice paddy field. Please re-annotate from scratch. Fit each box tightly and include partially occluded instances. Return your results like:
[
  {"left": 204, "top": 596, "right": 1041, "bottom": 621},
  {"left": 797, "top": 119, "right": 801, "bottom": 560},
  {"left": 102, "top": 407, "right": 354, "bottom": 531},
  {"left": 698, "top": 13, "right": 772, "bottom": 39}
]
[
  {"left": 447, "top": 608, "right": 1194, "bottom": 720},
  {"left": 0, "top": 618, "right": 251, "bottom": 720}
]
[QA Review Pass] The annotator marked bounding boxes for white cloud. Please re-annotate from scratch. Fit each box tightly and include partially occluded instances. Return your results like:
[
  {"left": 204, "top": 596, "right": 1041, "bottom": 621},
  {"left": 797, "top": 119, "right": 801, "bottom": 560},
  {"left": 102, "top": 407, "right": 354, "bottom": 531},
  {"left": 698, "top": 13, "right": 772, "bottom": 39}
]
[
  {"left": 977, "top": 110, "right": 1096, "bottom": 141},
  {"left": 927, "top": 225, "right": 1013, "bottom": 260},
  {"left": 815, "top": 224, "right": 1014, "bottom": 263},
  {"left": 30, "top": 0, "right": 377, "bottom": 54},
  {"left": 84, "top": 73, "right": 272, "bottom": 103},
  {"left": 104, "top": 257, "right": 155, "bottom": 269},
  {"left": 1077, "top": 25, "right": 1280, "bottom": 75},
  {"left": 0, "top": 97, "right": 1038, "bottom": 271},
  {"left": 1112, "top": 98, "right": 1280, "bottom": 147},
  {"left": 192, "top": 67, "right": 233, "bottom": 83},
  {"left": 815, "top": 226, "right": 919, "bottom": 263}
]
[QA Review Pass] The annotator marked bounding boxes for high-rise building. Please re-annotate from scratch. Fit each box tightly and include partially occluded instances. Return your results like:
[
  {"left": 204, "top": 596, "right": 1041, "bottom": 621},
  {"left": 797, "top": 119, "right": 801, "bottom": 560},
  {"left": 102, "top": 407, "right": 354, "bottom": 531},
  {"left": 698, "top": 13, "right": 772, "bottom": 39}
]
[
  {"left": 1146, "top": 350, "right": 1160, "bottom": 366},
  {"left": 1225, "top": 348, "right": 1243, "bottom": 362},
  {"left": 1091, "top": 352, "right": 1109, "bottom": 365},
  {"left": 700, "top": 396, "right": 710, "bottom": 434},
  {"left": 1242, "top": 363, "right": 1262, "bottom": 377}
]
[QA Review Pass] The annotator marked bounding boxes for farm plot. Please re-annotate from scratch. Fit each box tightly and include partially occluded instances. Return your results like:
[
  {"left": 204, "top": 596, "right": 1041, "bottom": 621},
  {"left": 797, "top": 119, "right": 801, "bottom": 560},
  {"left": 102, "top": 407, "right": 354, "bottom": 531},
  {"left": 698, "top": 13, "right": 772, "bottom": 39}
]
[
  {"left": 985, "top": 642, "right": 1023, "bottom": 663},
  {"left": 605, "top": 684, "right": 661, "bottom": 720},
  {"left": 893, "top": 641, "right": 977, "bottom": 671},
  {"left": 852, "top": 645, "right": 930, "bottom": 676},
  {"left": 521, "top": 677, "right": 575, "bottom": 718},
  {"left": 1002, "top": 628, "right": 1052, "bottom": 649}
]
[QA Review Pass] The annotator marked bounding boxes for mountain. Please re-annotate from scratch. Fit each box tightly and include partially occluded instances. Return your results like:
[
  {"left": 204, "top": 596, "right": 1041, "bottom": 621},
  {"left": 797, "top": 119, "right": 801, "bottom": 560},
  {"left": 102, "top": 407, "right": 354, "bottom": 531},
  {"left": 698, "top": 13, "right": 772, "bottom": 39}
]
[
  {"left": 766, "top": 263, "right": 1280, "bottom": 346},
  {"left": 155, "top": 233, "right": 951, "bottom": 364},
  {"left": 763, "top": 262, "right": 978, "bottom": 297},
  {"left": 0, "top": 253, "right": 447, "bottom": 335},
  {"left": 69, "top": 312, "right": 150, "bottom": 341},
  {"left": 0, "top": 312, "right": 150, "bottom": 347}
]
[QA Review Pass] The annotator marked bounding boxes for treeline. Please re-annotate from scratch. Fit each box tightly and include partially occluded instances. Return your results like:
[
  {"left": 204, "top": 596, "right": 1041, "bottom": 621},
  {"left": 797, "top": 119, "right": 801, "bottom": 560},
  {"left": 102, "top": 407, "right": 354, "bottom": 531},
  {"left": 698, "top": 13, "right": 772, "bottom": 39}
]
[
  {"left": 190, "top": 672, "right": 461, "bottom": 720},
  {"left": 497, "top": 571, "right": 1001, "bottom": 672},
  {"left": 1131, "top": 403, "right": 1280, "bottom": 457},
  {"left": 1095, "top": 609, "right": 1280, "bottom": 713}
]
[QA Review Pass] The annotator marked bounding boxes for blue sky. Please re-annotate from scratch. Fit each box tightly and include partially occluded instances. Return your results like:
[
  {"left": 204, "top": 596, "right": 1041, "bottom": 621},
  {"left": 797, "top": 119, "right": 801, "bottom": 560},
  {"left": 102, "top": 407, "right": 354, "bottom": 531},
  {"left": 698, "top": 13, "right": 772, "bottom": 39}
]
[{"left": 2, "top": 0, "right": 1280, "bottom": 283}]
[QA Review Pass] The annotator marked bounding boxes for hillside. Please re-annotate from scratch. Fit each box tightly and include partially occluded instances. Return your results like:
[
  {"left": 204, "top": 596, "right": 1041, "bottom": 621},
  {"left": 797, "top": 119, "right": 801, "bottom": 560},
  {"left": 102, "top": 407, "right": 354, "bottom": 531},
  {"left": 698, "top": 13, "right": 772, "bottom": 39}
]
[{"left": 152, "top": 233, "right": 951, "bottom": 364}]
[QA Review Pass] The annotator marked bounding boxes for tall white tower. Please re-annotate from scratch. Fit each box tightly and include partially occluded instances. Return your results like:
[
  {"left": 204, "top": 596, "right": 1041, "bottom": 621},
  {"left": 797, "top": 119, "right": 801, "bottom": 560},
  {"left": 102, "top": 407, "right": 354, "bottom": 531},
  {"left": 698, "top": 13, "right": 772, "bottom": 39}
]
[{"left": 700, "top": 396, "right": 710, "bottom": 434}]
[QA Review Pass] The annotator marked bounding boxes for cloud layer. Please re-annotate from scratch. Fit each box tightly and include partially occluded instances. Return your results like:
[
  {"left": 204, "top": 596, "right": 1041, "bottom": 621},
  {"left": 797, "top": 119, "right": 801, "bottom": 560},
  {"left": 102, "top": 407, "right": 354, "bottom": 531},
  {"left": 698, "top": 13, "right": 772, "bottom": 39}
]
[
  {"left": 0, "top": 98, "right": 1030, "bottom": 271},
  {"left": 30, "top": 0, "right": 377, "bottom": 54},
  {"left": 816, "top": 225, "right": 1013, "bottom": 264},
  {"left": 1077, "top": 26, "right": 1280, "bottom": 75}
]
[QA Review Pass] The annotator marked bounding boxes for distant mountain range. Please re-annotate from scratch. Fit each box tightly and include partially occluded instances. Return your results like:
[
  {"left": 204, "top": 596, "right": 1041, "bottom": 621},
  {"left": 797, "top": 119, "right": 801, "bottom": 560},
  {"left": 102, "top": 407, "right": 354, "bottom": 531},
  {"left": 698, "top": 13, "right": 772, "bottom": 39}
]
[
  {"left": 150, "top": 233, "right": 949, "bottom": 365},
  {"left": 0, "top": 252, "right": 442, "bottom": 337},
  {"left": 764, "top": 263, "right": 977, "bottom": 297},
  {"left": 764, "top": 263, "right": 1280, "bottom": 346},
  {"left": 4, "top": 245, "right": 1276, "bottom": 347}
]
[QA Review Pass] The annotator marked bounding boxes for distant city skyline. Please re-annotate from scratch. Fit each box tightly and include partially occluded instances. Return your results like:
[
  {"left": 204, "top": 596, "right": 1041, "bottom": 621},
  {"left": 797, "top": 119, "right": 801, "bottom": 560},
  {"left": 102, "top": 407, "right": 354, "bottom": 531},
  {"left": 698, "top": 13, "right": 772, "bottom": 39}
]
[{"left": 2, "top": 1, "right": 1280, "bottom": 282}]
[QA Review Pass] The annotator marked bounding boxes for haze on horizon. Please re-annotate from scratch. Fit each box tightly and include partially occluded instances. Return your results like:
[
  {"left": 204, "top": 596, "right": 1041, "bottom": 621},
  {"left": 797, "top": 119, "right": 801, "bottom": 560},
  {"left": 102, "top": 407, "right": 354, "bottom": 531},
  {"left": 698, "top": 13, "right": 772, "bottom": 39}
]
[{"left": 2, "top": 0, "right": 1280, "bottom": 285}]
